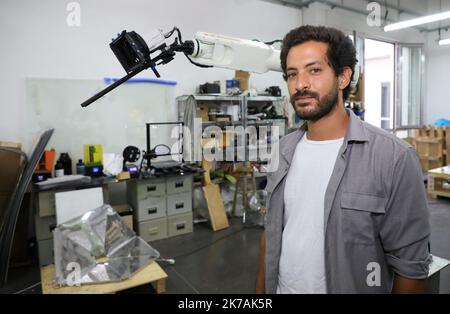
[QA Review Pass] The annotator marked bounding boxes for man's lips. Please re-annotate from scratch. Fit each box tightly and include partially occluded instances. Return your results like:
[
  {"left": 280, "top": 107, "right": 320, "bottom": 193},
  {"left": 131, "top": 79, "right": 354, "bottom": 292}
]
[{"left": 295, "top": 97, "right": 317, "bottom": 105}]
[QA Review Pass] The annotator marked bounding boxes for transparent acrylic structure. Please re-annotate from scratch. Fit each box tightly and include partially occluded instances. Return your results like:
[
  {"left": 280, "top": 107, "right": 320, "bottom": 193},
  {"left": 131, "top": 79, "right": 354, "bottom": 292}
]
[{"left": 53, "top": 204, "right": 160, "bottom": 286}]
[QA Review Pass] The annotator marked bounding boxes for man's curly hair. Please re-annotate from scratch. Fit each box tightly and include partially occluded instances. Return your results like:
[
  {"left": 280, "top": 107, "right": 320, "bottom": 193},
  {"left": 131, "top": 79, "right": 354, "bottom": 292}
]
[{"left": 280, "top": 25, "right": 357, "bottom": 100}]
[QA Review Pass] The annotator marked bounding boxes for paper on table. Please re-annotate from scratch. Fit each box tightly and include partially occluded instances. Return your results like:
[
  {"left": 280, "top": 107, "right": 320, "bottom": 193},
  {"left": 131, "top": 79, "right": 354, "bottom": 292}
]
[
  {"left": 55, "top": 187, "right": 104, "bottom": 224},
  {"left": 35, "top": 175, "right": 90, "bottom": 186}
]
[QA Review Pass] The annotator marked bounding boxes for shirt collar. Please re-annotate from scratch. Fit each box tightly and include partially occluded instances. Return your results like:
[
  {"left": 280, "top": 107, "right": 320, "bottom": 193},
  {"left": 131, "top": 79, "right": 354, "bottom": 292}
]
[{"left": 281, "top": 108, "right": 369, "bottom": 161}]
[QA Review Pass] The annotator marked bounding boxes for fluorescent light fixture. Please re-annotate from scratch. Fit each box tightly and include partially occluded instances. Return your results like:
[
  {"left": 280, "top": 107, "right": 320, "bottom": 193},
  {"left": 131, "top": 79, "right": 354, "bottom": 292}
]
[
  {"left": 439, "top": 38, "right": 450, "bottom": 45},
  {"left": 384, "top": 11, "right": 450, "bottom": 32}
]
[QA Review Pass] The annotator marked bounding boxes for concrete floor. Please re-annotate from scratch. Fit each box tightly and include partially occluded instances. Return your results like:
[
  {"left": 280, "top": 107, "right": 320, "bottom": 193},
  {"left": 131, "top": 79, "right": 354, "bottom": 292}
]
[{"left": 1, "top": 195, "right": 449, "bottom": 294}]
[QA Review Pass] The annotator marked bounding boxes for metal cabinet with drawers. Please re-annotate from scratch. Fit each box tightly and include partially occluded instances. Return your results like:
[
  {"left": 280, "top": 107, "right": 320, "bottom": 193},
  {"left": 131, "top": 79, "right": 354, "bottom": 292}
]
[
  {"left": 127, "top": 174, "right": 194, "bottom": 242},
  {"left": 34, "top": 186, "right": 109, "bottom": 266},
  {"left": 35, "top": 190, "right": 58, "bottom": 266}
]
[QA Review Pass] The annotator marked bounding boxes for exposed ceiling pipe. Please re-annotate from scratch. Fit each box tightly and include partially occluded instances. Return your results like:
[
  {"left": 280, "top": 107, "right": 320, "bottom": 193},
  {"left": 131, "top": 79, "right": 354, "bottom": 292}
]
[
  {"left": 260, "top": 0, "right": 314, "bottom": 10},
  {"left": 359, "top": 0, "right": 423, "bottom": 18},
  {"left": 313, "top": 0, "right": 429, "bottom": 32},
  {"left": 262, "top": 0, "right": 450, "bottom": 33}
]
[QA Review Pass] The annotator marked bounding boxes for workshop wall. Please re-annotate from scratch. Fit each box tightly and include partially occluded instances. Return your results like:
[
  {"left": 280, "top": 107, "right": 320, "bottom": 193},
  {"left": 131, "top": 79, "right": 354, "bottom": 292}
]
[
  {"left": 425, "top": 0, "right": 450, "bottom": 125},
  {"left": 300, "top": 0, "right": 450, "bottom": 126},
  {"left": 0, "top": 0, "right": 301, "bottom": 150}
]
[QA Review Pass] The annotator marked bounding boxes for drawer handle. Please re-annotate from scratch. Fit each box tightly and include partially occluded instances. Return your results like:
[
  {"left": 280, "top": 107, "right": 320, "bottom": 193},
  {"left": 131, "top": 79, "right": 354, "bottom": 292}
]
[
  {"left": 175, "top": 202, "right": 184, "bottom": 209},
  {"left": 175, "top": 182, "right": 184, "bottom": 188},
  {"left": 147, "top": 186, "right": 157, "bottom": 192},
  {"left": 148, "top": 227, "right": 159, "bottom": 235},
  {"left": 148, "top": 207, "right": 158, "bottom": 214},
  {"left": 176, "top": 222, "right": 186, "bottom": 230}
]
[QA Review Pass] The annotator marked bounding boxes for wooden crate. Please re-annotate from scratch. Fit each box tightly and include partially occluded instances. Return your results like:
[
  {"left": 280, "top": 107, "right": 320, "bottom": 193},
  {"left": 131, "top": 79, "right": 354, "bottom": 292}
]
[
  {"left": 420, "top": 158, "right": 443, "bottom": 172},
  {"left": 445, "top": 126, "right": 450, "bottom": 164},
  {"left": 412, "top": 126, "right": 449, "bottom": 171},
  {"left": 427, "top": 166, "right": 450, "bottom": 199}
]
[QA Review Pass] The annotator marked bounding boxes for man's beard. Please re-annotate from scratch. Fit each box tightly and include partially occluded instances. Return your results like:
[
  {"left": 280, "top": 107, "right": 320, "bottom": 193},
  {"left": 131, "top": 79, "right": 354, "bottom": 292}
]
[{"left": 290, "top": 79, "right": 339, "bottom": 122}]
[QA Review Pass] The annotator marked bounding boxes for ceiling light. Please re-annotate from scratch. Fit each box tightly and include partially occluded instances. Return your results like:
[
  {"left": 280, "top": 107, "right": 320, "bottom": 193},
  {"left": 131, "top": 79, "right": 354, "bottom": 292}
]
[
  {"left": 384, "top": 11, "right": 450, "bottom": 32},
  {"left": 439, "top": 38, "right": 450, "bottom": 45}
]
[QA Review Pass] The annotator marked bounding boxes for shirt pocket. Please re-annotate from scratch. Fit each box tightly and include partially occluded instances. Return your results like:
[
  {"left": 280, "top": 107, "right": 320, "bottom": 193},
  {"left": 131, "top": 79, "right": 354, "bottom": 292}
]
[{"left": 340, "top": 191, "right": 386, "bottom": 245}]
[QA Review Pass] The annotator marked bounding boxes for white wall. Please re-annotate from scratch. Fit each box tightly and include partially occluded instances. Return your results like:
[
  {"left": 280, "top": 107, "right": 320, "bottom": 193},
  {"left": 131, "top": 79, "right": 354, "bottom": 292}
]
[
  {"left": 0, "top": 0, "right": 301, "bottom": 146},
  {"left": 299, "top": 1, "right": 432, "bottom": 126},
  {"left": 425, "top": 0, "right": 450, "bottom": 124}
]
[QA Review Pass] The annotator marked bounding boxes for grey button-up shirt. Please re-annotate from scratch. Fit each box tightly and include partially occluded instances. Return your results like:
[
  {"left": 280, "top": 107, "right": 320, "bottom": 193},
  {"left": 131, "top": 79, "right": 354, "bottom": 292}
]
[{"left": 265, "top": 109, "right": 431, "bottom": 293}]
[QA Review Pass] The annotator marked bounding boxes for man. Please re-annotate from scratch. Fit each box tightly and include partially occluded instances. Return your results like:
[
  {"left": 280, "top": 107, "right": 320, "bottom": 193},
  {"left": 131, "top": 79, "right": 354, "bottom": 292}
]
[{"left": 255, "top": 25, "right": 431, "bottom": 294}]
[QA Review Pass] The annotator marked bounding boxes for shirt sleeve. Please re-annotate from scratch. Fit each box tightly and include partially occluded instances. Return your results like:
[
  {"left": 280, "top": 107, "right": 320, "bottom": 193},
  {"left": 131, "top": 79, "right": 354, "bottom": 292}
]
[{"left": 379, "top": 147, "right": 432, "bottom": 279}]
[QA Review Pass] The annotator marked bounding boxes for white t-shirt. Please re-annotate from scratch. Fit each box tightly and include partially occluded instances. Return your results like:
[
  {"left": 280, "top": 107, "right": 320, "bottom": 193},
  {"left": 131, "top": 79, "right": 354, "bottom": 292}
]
[{"left": 277, "top": 134, "right": 344, "bottom": 294}]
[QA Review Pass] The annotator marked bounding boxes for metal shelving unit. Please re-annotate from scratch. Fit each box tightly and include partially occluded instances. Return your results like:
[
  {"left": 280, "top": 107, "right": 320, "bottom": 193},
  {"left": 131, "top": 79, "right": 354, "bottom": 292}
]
[{"left": 176, "top": 94, "right": 287, "bottom": 162}]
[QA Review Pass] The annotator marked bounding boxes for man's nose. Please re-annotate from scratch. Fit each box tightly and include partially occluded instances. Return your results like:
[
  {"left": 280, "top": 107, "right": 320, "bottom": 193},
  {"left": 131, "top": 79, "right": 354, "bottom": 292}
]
[{"left": 295, "top": 73, "right": 311, "bottom": 92}]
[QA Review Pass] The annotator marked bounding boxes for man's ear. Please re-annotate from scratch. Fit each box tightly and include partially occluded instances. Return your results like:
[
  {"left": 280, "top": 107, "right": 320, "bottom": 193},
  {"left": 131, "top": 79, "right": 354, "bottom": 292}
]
[{"left": 338, "top": 67, "right": 353, "bottom": 90}]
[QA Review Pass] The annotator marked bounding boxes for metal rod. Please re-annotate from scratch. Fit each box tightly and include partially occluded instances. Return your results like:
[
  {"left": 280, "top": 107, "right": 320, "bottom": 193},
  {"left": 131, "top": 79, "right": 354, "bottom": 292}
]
[{"left": 80, "top": 67, "right": 146, "bottom": 108}]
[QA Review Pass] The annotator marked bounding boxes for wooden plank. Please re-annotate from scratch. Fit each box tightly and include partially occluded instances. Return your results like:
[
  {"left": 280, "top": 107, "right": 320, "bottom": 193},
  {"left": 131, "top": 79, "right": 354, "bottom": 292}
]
[
  {"left": 430, "top": 191, "right": 450, "bottom": 199},
  {"left": 428, "top": 166, "right": 450, "bottom": 177},
  {"left": 201, "top": 159, "right": 213, "bottom": 185},
  {"left": 151, "top": 278, "right": 166, "bottom": 294},
  {"left": 40, "top": 261, "right": 167, "bottom": 294},
  {"left": 201, "top": 159, "right": 229, "bottom": 231},
  {"left": 445, "top": 127, "right": 450, "bottom": 164},
  {"left": 203, "top": 184, "right": 230, "bottom": 231},
  {"left": 427, "top": 166, "right": 450, "bottom": 198}
]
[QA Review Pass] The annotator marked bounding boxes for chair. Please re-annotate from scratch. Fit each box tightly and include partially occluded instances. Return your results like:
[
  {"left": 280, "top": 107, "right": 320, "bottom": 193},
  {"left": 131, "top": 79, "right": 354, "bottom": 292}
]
[{"left": 0, "top": 129, "right": 54, "bottom": 286}]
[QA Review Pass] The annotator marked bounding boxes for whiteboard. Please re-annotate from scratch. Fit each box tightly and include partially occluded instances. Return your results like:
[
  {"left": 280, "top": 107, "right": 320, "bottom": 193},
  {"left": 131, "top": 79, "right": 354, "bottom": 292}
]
[{"left": 25, "top": 78, "right": 177, "bottom": 170}]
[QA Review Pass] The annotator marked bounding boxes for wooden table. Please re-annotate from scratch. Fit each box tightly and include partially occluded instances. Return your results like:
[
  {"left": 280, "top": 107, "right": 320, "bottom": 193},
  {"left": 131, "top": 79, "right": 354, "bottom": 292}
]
[
  {"left": 40, "top": 261, "right": 167, "bottom": 294},
  {"left": 427, "top": 166, "right": 450, "bottom": 198}
]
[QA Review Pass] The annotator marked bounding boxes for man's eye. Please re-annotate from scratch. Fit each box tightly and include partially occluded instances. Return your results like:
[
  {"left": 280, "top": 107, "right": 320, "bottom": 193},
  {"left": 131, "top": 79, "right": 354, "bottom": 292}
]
[
  {"left": 311, "top": 68, "right": 322, "bottom": 74},
  {"left": 287, "top": 73, "right": 297, "bottom": 79}
]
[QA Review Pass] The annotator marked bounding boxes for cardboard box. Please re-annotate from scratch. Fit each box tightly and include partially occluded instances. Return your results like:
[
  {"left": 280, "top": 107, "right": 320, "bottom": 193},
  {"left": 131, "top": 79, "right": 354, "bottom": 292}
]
[
  {"left": 0, "top": 192, "right": 10, "bottom": 223},
  {"left": 234, "top": 70, "right": 250, "bottom": 91},
  {"left": 120, "top": 214, "right": 133, "bottom": 230},
  {"left": 202, "top": 131, "right": 232, "bottom": 149},
  {"left": 209, "top": 114, "right": 231, "bottom": 122},
  {"left": 196, "top": 102, "right": 209, "bottom": 122},
  {"left": 221, "top": 131, "right": 232, "bottom": 148},
  {"left": 0, "top": 141, "right": 22, "bottom": 193}
]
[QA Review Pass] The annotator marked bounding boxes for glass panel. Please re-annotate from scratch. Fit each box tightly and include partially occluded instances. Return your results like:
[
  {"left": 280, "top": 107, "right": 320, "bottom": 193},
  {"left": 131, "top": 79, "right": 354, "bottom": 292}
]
[
  {"left": 363, "top": 39, "right": 394, "bottom": 129},
  {"left": 395, "top": 45, "right": 424, "bottom": 128}
]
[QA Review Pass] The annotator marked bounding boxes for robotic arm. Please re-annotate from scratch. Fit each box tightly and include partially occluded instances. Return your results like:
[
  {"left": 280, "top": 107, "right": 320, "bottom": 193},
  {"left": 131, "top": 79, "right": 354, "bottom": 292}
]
[
  {"left": 80, "top": 27, "right": 282, "bottom": 108},
  {"left": 188, "top": 32, "right": 281, "bottom": 73},
  {"left": 80, "top": 27, "right": 359, "bottom": 108}
]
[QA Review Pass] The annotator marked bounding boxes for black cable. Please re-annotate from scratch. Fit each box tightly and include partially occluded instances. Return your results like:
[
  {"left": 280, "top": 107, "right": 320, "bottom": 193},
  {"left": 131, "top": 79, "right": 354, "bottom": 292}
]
[
  {"left": 164, "top": 27, "right": 175, "bottom": 38},
  {"left": 165, "top": 27, "right": 212, "bottom": 68},
  {"left": 185, "top": 54, "right": 213, "bottom": 68},
  {"left": 165, "top": 27, "right": 184, "bottom": 44},
  {"left": 175, "top": 27, "right": 183, "bottom": 44},
  {"left": 264, "top": 39, "right": 282, "bottom": 45},
  {"left": 252, "top": 39, "right": 282, "bottom": 45}
]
